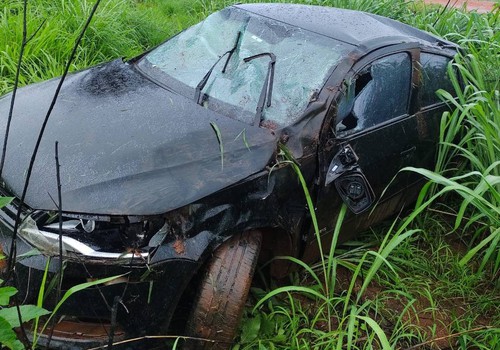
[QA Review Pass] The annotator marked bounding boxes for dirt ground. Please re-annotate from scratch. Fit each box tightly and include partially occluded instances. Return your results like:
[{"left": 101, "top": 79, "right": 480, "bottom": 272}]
[
  {"left": 332, "top": 266, "right": 496, "bottom": 350},
  {"left": 422, "top": 0, "right": 497, "bottom": 13}
]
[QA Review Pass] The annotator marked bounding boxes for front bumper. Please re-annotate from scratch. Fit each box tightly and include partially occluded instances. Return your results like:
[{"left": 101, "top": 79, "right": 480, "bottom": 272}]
[{"left": 0, "top": 205, "right": 204, "bottom": 348}]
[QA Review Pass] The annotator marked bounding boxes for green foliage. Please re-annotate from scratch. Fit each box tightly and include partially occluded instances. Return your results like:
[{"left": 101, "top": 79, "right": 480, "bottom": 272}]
[
  {"left": 210, "top": 122, "right": 224, "bottom": 170},
  {"left": 0, "top": 305, "right": 50, "bottom": 328},
  {"left": 0, "top": 286, "right": 17, "bottom": 306},
  {"left": 0, "top": 259, "right": 50, "bottom": 350},
  {"left": 0, "top": 315, "right": 24, "bottom": 350},
  {"left": 31, "top": 257, "right": 50, "bottom": 345},
  {"left": 0, "top": 0, "right": 498, "bottom": 349},
  {"left": 242, "top": 148, "right": 424, "bottom": 349},
  {"left": 0, "top": 269, "right": 123, "bottom": 349},
  {"left": 0, "top": 0, "right": 173, "bottom": 95},
  {"left": 237, "top": 4, "right": 498, "bottom": 349},
  {"left": 0, "top": 195, "right": 36, "bottom": 350},
  {"left": 404, "top": 9, "right": 500, "bottom": 274},
  {"left": 0, "top": 196, "right": 13, "bottom": 207},
  {"left": 33, "top": 273, "right": 126, "bottom": 345}
]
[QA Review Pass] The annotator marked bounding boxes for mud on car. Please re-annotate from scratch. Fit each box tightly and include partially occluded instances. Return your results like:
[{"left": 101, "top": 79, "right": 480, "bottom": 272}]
[{"left": 0, "top": 3, "right": 458, "bottom": 349}]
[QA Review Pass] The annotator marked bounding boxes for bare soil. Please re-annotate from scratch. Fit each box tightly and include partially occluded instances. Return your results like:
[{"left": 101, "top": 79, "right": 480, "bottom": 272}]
[
  {"left": 422, "top": 0, "right": 497, "bottom": 13},
  {"left": 334, "top": 265, "right": 497, "bottom": 350}
]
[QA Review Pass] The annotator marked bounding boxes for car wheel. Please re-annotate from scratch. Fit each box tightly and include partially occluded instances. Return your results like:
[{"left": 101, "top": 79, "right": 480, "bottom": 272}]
[{"left": 184, "top": 230, "right": 262, "bottom": 350}]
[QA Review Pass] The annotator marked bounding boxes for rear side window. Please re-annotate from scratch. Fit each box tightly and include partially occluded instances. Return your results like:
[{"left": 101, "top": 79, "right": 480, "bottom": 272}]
[
  {"left": 336, "top": 52, "right": 412, "bottom": 135},
  {"left": 419, "top": 53, "right": 455, "bottom": 107}
]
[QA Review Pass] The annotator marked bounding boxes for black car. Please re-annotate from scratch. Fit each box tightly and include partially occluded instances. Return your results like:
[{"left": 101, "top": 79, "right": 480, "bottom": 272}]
[{"left": 0, "top": 3, "right": 458, "bottom": 349}]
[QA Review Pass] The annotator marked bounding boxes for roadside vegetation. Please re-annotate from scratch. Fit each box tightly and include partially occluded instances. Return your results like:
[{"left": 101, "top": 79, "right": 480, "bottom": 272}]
[{"left": 0, "top": 0, "right": 498, "bottom": 349}]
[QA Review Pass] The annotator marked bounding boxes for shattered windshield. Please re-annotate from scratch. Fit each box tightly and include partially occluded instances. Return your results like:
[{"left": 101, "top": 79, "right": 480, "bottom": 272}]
[{"left": 137, "top": 7, "right": 350, "bottom": 127}]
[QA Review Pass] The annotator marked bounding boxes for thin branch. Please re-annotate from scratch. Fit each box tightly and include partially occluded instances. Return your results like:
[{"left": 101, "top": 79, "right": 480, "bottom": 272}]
[
  {"left": 55, "top": 142, "right": 63, "bottom": 284},
  {"left": 45, "top": 141, "right": 63, "bottom": 349},
  {"left": 26, "top": 18, "right": 46, "bottom": 44},
  {"left": 107, "top": 296, "right": 121, "bottom": 350},
  {"left": 0, "top": 0, "right": 28, "bottom": 178},
  {"left": 0, "top": 1, "right": 31, "bottom": 346},
  {"left": 432, "top": 0, "right": 456, "bottom": 27},
  {"left": 6, "top": 0, "right": 102, "bottom": 276},
  {"left": 12, "top": 271, "right": 30, "bottom": 348},
  {"left": 106, "top": 257, "right": 134, "bottom": 347},
  {"left": 46, "top": 191, "right": 59, "bottom": 210},
  {"left": 2, "top": 4, "right": 102, "bottom": 348}
]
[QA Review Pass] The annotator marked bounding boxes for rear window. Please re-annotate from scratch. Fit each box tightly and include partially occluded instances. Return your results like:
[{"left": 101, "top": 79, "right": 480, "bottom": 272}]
[{"left": 419, "top": 53, "right": 455, "bottom": 107}]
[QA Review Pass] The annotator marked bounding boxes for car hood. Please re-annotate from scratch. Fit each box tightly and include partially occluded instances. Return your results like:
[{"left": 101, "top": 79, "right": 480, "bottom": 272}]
[{"left": 0, "top": 59, "right": 277, "bottom": 215}]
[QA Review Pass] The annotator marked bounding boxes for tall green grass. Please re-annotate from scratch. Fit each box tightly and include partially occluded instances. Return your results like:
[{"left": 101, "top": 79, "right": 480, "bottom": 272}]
[
  {"left": 238, "top": 2, "right": 499, "bottom": 350},
  {"left": 407, "top": 8, "right": 499, "bottom": 274},
  {"left": 0, "top": 0, "right": 176, "bottom": 95},
  {"left": 236, "top": 147, "right": 422, "bottom": 349},
  {"left": 0, "top": 0, "right": 498, "bottom": 349}
]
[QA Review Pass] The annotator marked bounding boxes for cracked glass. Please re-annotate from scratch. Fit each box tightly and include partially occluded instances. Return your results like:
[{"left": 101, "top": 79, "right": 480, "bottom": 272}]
[
  {"left": 138, "top": 7, "right": 351, "bottom": 127},
  {"left": 337, "top": 52, "right": 412, "bottom": 135}
]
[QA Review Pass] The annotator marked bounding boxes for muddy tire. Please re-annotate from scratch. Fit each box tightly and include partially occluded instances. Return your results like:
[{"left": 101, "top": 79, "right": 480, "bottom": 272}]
[{"left": 184, "top": 230, "right": 262, "bottom": 350}]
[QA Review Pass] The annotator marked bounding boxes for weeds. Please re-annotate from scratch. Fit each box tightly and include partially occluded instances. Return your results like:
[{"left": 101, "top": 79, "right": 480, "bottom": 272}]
[
  {"left": 0, "top": 0, "right": 498, "bottom": 349},
  {"left": 238, "top": 3, "right": 499, "bottom": 350},
  {"left": 407, "top": 9, "right": 499, "bottom": 274},
  {"left": 0, "top": 0, "right": 174, "bottom": 95},
  {"left": 242, "top": 147, "right": 421, "bottom": 349}
]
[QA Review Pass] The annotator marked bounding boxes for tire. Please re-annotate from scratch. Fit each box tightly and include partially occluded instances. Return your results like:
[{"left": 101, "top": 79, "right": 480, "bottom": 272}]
[{"left": 184, "top": 230, "right": 262, "bottom": 350}]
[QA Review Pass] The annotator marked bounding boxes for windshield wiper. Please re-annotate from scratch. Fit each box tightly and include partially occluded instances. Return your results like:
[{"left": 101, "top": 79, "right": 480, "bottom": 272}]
[
  {"left": 194, "top": 31, "right": 242, "bottom": 105},
  {"left": 222, "top": 31, "right": 241, "bottom": 73},
  {"left": 243, "top": 52, "right": 276, "bottom": 126}
]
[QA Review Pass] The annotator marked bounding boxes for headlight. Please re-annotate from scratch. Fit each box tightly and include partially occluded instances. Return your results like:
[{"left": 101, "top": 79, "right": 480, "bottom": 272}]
[{"left": 18, "top": 212, "right": 167, "bottom": 262}]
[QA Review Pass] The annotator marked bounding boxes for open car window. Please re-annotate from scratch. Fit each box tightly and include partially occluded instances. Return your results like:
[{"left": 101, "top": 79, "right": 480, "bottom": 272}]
[
  {"left": 137, "top": 7, "right": 351, "bottom": 127},
  {"left": 336, "top": 52, "right": 412, "bottom": 135}
]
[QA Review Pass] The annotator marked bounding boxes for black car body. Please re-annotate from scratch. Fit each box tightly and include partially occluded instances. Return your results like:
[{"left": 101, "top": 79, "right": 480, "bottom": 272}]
[{"left": 0, "top": 4, "right": 458, "bottom": 349}]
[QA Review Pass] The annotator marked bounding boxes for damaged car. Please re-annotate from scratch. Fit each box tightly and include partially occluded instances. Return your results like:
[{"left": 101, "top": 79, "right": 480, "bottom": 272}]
[{"left": 0, "top": 3, "right": 459, "bottom": 349}]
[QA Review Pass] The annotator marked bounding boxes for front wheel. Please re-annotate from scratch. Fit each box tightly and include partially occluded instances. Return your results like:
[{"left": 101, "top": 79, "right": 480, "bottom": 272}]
[{"left": 184, "top": 230, "right": 262, "bottom": 350}]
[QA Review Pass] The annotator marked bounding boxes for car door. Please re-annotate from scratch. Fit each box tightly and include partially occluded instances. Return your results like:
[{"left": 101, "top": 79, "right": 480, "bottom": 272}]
[{"left": 301, "top": 47, "right": 420, "bottom": 263}]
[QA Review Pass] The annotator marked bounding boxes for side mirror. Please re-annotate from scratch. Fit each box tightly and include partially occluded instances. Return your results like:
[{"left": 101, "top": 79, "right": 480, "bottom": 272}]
[
  {"left": 325, "top": 145, "right": 375, "bottom": 214},
  {"left": 325, "top": 144, "right": 359, "bottom": 186},
  {"left": 334, "top": 169, "right": 374, "bottom": 214}
]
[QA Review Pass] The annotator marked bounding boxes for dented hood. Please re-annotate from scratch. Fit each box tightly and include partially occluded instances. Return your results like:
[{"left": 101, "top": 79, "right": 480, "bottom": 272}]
[{"left": 0, "top": 59, "right": 277, "bottom": 215}]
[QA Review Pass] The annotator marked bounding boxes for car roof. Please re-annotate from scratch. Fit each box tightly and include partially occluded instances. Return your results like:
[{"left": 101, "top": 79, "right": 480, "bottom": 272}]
[{"left": 234, "top": 4, "right": 456, "bottom": 50}]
